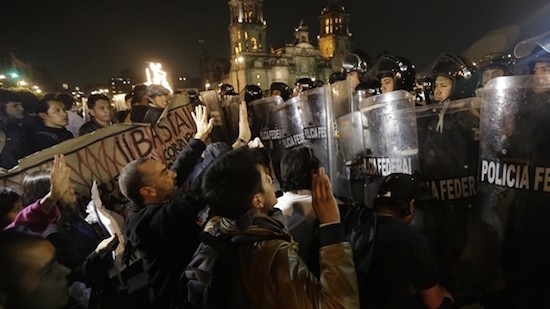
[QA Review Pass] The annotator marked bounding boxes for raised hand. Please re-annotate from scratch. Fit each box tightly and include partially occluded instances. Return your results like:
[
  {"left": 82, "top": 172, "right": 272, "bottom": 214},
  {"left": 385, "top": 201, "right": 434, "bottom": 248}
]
[
  {"left": 49, "top": 155, "right": 71, "bottom": 201},
  {"left": 192, "top": 105, "right": 214, "bottom": 142},
  {"left": 238, "top": 102, "right": 252, "bottom": 142},
  {"left": 311, "top": 167, "right": 340, "bottom": 225}
]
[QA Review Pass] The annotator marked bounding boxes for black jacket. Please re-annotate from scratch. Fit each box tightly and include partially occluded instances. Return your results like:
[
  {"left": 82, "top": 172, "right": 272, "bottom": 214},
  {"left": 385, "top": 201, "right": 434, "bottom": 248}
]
[{"left": 126, "top": 138, "right": 207, "bottom": 308}]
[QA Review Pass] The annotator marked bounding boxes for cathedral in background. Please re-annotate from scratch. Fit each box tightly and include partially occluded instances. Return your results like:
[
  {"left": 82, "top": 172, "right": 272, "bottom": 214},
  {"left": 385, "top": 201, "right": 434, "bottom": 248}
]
[{"left": 202, "top": 0, "right": 352, "bottom": 93}]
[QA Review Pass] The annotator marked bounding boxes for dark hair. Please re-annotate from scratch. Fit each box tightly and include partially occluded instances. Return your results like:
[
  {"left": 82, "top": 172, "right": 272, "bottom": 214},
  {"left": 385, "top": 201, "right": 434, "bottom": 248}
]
[
  {"left": 55, "top": 93, "right": 76, "bottom": 110},
  {"left": 0, "top": 89, "right": 21, "bottom": 117},
  {"left": 22, "top": 170, "right": 51, "bottom": 206},
  {"left": 0, "top": 187, "right": 22, "bottom": 229},
  {"left": 35, "top": 97, "right": 61, "bottom": 115},
  {"left": 118, "top": 157, "right": 150, "bottom": 208},
  {"left": 280, "top": 146, "right": 320, "bottom": 192},
  {"left": 201, "top": 147, "right": 271, "bottom": 219},
  {"left": 17, "top": 90, "right": 38, "bottom": 114},
  {"left": 132, "top": 84, "right": 147, "bottom": 104},
  {"left": 86, "top": 94, "right": 110, "bottom": 109}
]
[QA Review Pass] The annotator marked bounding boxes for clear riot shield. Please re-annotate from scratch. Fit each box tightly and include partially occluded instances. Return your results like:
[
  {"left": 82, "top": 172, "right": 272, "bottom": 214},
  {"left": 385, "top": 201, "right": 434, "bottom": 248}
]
[
  {"left": 200, "top": 90, "right": 227, "bottom": 143},
  {"left": 341, "top": 90, "right": 417, "bottom": 205},
  {"left": 220, "top": 95, "right": 241, "bottom": 142},
  {"left": 328, "top": 80, "right": 356, "bottom": 199},
  {"left": 329, "top": 79, "right": 354, "bottom": 119},
  {"left": 299, "top": 87, "right": 330, "bottom": 173},
  {"left": 479, "top": 75, "right": 550, "bottom": 307},
  {"left": 251, "top": 96, "right": 301, "bottom": 183},
  {"left": 414, "top": 97, "right": 482, "bottom": 297}
]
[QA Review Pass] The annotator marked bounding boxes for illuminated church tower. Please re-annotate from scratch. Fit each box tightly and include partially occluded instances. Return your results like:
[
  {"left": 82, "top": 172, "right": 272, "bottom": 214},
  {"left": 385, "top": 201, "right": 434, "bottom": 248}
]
[
  {"left": 318, "top": 2, "right": 351, "bottom": 69},
  {"left": 228, "top": 0, "right": 267, "bottom": 57}
]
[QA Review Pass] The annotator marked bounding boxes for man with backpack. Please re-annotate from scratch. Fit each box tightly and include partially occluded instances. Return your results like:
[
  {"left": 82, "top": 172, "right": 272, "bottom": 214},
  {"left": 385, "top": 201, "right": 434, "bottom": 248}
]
[{"left": 184, "top": 147, "right": 359, "bottom": 308}]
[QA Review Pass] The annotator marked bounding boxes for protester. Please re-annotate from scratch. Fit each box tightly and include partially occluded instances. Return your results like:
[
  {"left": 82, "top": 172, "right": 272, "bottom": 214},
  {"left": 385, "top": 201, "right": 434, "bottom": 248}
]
[
  {"left": 0, "top": 228, "right": 73, "bottom": 309},
  {"left": 30, "top": 96, "right": 73, "bottom": 152},
  {"left": 185, "top": 147, "right": 359, "bottom": 308},
  {"left": 0, "top": 89, "right": 31, "bottom": 169},
  {"left": 4, "top": 155, "right": 70, "bottom": 233},
  {"left": 118, "top": 105, "right": 214, "bottom": 308},
  {"left": 143, "top": 84, "right": 171, "bottom": 125},
  {"left": 56, "top": 93, "right": 84, "bottom": 137},
  {"left": 276, "top": 146, "right": 321, "bottom": 268},
  {"left": 78, "top": 94, "right": 113, "bottom": 136},
  {"left": 129, "top": 84, "right": 149, "bottom": 123},
  {"left": 0, "top": 187, "right": 23, "bottom": 230}
]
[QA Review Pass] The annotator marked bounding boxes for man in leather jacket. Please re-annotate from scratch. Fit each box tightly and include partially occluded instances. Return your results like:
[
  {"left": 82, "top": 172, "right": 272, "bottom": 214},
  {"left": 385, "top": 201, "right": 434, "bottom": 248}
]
[{"left": 187, "top": 147, "right": 359, "bottom": 308}]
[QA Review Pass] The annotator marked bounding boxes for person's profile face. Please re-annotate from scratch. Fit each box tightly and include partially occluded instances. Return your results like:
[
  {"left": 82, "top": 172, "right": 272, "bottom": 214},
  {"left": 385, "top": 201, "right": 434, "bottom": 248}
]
[
  {"left": 380, "top": 76, "right": 395, "bottom": 93},
  {"left": 481, "top": 68, "right": 505, "bottom": 87},
  {"left": 41, "top": 100, "right": 68, "bottom": 128},
  {"left": 256, "top": 164, "right": 277, "bottom": 213},
  {"left": 141, "top": 159, "right": 178, "bottom": 203},
  {"left": 5, "top": 101, "right": 25, "bottom": 119},
  {"left": 433, "top": 76, "right": 453, "bottom": 102},
  {"left": 150, "top": 94, "right": 169, "bottom": 109},
  {"left": 16, "top": 240, "right": 70, "bottom": 309},
  {"left": 532, "top": 61, "right": 550, "bottom": 92}
]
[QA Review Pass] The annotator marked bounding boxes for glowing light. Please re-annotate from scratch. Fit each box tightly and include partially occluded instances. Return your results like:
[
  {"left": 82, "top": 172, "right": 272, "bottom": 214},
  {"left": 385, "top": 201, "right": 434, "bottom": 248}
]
[
  {"left": 237, "top": 56, "right": 244, "bottom": 63},
  {"left": 18, "top": 80, "right": 28, "bottom": 86},
  {"left": 145, "top": 62, "right": 173, "bottom": 92},
  {"left": 9, "top": 72, "right": 19, "bottom": 79},
  {"left": 0, "top": 74, "right": 5, "bottom": 79}
]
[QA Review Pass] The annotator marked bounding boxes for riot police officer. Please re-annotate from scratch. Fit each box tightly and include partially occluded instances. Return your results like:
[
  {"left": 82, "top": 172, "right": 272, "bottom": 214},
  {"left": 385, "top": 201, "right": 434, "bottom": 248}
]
[
  {"left": 341, "top": 53, "right": 369, "bottom": 91},
  {"left": 243, "top": 84, "right": 263, "bottom": 104},
  {"left": 219, "top": 83, "right": 238, "bottom": 96},
  {"left": 292, "top": 78, "right": 316, "bottom": 97},
  {"left": 431, "top": 53, "right": 479, "bottom": 104},
  {"left": 270, "top": 82, "right": 290, "bottom": 101},
  {"left": 476, "top": 52, "right": 516, "bottom": 88},
  {"left": 373, "top": 54, "right": 417, "bottom": 94}
]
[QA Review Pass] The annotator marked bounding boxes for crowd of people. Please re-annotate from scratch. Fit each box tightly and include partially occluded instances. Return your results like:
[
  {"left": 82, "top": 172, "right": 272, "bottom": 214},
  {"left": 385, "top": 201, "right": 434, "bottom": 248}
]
[{"left": 0, "top": 30, "right": 549, "bottom": 309}]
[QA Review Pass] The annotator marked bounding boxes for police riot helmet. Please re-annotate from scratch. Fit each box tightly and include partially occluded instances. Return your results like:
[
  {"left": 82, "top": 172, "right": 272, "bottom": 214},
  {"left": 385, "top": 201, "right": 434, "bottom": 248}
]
[
  {"left": 523, "top": 46, "right": 550, "bottom": 75},
  {"left": 269, "top": 82, "right": 290, "bottom": 100},
  {"left": 476, "top": 52, "right": 516, "bottom": 87},
  {"left": 244, "top": 85, "right": 263, "bottom": 104},
  {"left": 329, "top": 72, "right": 346, "bottom": 84},
  {"left": 219, "top": 83, "right": 237, "bottom": 96},
  {"left": 514, "top": 30, "right": 550, "bottom": 74},
  {"left": 374, "top": 54, "right": 417, "bottom": 91},
  {"left": 293, "top": 78, "right": 315, "bottom": 95},
  {"left": 342, "top": 53, "right": 368, "bottom": 74},
  {"left": 431, "top": 53, "right": 479, "bottom": 101},
  {"left": 187, "top": 90, "right": 202, "bottom": 106}
]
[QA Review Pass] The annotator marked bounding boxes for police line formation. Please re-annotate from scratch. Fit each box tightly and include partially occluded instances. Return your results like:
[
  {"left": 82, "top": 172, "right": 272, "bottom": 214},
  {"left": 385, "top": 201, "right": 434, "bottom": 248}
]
[{"left": 206, "top": 30, "right": 550, "bottom": 308}]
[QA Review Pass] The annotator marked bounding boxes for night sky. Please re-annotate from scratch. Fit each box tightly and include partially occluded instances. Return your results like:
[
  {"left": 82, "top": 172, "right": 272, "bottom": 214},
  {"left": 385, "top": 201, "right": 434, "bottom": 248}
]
[{"left": 1, "top": 0, "right": 549, "bottom": 87}]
